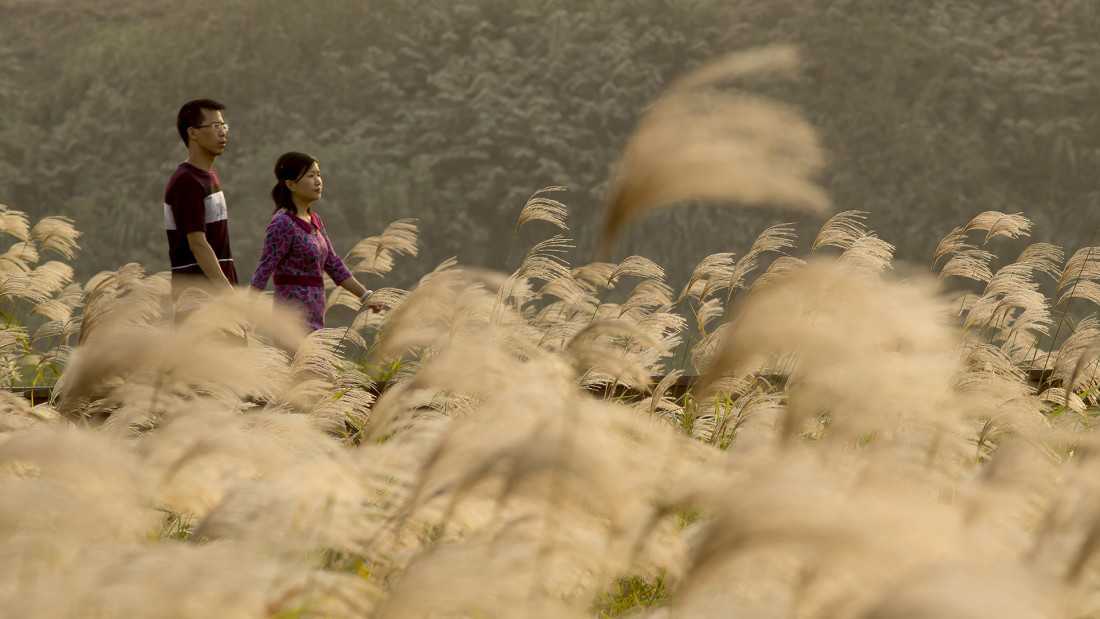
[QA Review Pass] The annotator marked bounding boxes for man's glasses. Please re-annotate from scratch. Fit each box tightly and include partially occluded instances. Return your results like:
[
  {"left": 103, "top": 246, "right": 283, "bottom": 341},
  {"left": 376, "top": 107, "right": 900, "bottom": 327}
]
[{"left": 195, "top": 122, "right": 230, "bottom": 132}]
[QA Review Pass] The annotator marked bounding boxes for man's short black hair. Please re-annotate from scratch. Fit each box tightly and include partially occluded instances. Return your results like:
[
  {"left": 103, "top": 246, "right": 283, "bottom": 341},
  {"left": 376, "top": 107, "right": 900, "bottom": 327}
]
[{"left": 177, "top": 99, "right": 226, "bottom": 146}]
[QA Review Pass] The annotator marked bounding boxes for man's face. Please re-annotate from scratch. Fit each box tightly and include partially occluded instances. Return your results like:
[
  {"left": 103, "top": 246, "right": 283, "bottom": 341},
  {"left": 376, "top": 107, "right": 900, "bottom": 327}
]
[{"left": 188, "top": 109, "right": 229, "bottom": 156}]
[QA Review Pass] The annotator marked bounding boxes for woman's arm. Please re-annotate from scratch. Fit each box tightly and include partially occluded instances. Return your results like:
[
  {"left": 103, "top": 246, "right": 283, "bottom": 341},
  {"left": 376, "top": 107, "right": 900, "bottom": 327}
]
[
  {"left": 317, "top": 214, "right": 385, "bottom": 310},
  {"left": 249, "top": 214, "right": 293, "bottom": 290},
  {"left": 315, "top": 212, "right": 353, "bottom": 284},
  {"left": 318, "top": 215, "right": 361, "bottom": 293},
  {"left": 337, "top": 277, "right": 386, "bottom": 312},
  {"left": 337, "top": 275, "right": 368, "bottom": 298}
]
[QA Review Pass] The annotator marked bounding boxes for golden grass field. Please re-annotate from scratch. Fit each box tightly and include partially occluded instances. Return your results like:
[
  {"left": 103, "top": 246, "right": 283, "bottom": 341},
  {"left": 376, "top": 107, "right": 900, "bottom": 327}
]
[{"left": 1, "top": 47, "right": 1098, "bottom": 618}]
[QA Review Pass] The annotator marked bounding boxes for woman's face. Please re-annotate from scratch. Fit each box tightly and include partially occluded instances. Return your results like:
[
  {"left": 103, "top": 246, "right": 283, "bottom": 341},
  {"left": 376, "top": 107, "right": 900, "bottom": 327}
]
[{"left": 288, "top": 162, "right": 323, "bottom": 203}]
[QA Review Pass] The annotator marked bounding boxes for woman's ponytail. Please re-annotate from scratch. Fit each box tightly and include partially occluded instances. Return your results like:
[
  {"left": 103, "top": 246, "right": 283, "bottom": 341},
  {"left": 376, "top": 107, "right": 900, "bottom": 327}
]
[{"left": 271, "top": 181, "right": 295, "bottom": 214}]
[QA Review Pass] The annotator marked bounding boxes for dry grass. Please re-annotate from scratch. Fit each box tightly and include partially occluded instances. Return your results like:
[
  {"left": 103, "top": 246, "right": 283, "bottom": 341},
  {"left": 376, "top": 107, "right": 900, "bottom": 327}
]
[
  {"left": 3, "top": 45, "right": 1100, "bottom": 619},
  {"left": 2, "top": 205, "right": 1095, "bottom": 619},
  {"left": 600, "top": 45, "right": 829, "bottom": 256}
]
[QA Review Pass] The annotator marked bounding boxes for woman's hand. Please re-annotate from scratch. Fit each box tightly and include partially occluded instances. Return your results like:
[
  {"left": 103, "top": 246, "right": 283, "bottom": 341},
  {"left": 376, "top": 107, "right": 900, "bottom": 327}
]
[
  {"left": 339, "top": 277, "right": 387, "bottom": 312},
  {"left": 360, "top": 289, "right": 388, "bottom": 313}
]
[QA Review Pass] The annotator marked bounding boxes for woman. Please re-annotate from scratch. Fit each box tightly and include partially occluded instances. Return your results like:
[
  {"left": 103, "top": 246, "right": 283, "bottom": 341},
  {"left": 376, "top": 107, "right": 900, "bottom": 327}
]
[{"left": 250, "top": 152, "right": 378, "bottom": 331}]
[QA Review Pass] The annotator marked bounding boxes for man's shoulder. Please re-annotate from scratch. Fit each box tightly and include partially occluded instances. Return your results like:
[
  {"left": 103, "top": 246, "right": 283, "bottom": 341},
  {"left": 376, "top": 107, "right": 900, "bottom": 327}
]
[
  {"left": 166, "top": 163, "right": 220, "bottom": 202},
  {"left": 166, "top": 163, "right": 201, "bottom": 189}
]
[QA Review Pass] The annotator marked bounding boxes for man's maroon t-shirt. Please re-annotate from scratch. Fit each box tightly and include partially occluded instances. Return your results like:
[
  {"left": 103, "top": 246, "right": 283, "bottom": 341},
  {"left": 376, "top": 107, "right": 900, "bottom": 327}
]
[{"left": 163, "top": 162, "right": 238, "bottom": 284}]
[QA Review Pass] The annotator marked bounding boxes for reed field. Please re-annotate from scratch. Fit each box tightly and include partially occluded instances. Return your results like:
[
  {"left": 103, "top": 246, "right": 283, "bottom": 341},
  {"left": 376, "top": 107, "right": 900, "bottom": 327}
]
[{"left": 3, "top": 46, "right": 1100, "bottom": 619}]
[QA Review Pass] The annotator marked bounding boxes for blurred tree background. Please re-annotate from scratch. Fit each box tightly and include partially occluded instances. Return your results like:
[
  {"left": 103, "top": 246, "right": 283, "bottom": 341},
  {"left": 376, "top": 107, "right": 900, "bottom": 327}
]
[{"left": 2, "top": 0, "right": 1099, "bottom": 290}]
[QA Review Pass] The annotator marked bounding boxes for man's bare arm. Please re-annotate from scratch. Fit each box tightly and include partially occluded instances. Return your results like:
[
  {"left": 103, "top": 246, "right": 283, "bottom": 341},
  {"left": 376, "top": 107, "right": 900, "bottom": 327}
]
[{"left": 186, "top": 231, "right": 233, "bottom": 289}]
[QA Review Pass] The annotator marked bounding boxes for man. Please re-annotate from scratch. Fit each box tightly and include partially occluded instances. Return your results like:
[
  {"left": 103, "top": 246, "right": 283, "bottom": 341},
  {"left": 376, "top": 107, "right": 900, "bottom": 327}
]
[{"left": 164, "top": 99, "right": 237, "bottom": 307}]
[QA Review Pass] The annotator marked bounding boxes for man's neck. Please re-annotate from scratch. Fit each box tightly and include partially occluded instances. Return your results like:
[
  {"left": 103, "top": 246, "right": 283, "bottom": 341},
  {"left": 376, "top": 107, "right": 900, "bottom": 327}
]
[{"left": 186, "top": 149, "right": 216, "bottom": 171}]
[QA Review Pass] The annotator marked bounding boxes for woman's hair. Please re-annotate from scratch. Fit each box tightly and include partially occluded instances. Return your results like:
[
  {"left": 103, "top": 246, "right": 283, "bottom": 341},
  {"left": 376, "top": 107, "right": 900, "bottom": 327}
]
[{"left": 271, "top": 151, "right": 319, "bottom": 214}]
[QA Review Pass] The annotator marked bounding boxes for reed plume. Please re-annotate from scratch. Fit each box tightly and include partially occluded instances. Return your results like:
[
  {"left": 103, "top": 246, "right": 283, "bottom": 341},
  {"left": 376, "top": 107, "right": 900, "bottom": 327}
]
[{"left": 600, "top": 45, "right": 828, "bottom": 254}]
